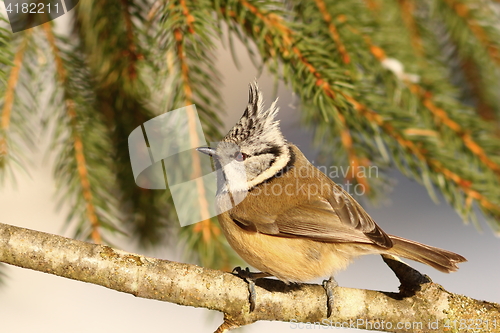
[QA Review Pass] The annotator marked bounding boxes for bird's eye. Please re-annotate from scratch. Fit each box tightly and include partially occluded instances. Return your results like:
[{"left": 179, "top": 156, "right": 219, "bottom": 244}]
[{"left": 234, "top": 152, "right": 247, "bottom": 162}]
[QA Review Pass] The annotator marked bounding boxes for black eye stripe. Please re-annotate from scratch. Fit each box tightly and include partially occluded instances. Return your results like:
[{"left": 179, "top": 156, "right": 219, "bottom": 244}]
[{"left": 255, "top": 145, "right": 281, "bottom": 156}]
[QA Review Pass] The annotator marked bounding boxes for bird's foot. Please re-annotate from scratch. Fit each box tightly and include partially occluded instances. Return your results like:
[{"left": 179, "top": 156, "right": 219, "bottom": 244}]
[
  {"left": 322, "top": 276, "right": 338, "bottom": 317},
  {"left": 232, "top": 267, "right": 270, "bottom": 312}
]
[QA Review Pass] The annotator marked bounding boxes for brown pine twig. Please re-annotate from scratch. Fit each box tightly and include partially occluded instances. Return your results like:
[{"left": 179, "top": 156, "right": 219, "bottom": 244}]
[
  {"left": 173, "top": 16, "right": 217, "bottom": 241},
  {"left": 42, "top": 23, "right": 101, "bottom": 244},
  {"left": 397, "top": 0, "right": 423, "bottom": 56},
  {"left": 442, "top": 0, "right": 500, "bottom": 64},
  {"left": 313, "top": 0, "right": 351, "bottom": 64}
]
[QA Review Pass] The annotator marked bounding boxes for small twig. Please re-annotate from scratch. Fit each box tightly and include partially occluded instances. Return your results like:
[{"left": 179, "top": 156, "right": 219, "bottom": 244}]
[
  {"left": 214, "top": 314, "right": 243, "bottom": 333},
  {"left": 381, "top": 254, "right": 431, "bottom": 295}
]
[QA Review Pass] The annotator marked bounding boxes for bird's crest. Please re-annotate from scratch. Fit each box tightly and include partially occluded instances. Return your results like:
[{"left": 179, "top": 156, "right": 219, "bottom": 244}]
[{"left": 224, "top": 81, "right": 284, "bottom": 146}]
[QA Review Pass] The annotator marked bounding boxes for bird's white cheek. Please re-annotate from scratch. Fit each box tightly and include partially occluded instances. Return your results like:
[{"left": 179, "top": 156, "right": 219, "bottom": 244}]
[{"left": 222, "top": 161, "right": 249, "bottom": 192}]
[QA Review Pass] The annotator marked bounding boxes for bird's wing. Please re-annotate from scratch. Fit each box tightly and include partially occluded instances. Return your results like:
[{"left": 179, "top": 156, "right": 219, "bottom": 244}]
[
  {"left": 234, "top": 186, "right": 393, "bottom": 248},
  {"left": 325, "top": 184, "right": 393, "bottom": 248}
]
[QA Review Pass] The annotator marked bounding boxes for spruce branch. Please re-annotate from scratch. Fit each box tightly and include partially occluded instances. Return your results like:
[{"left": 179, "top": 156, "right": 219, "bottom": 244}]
[
  {"left": 342, "top": 22, "right": 500, "bottom": 179},
  {"left": 42, "top": 23, "right": 102, "bottom": 244},
  {"left": 434, "top": 0, "right": 500, "bottom": 118},
  {"left": 219, "top": 0, "right": 393, "bottom": 200},
  {"left": 172, "top": 25, "right": 212, "bottom": 226},
  {"left": 298, "top": 1, "right": 500, "bottom": 186},
  {"left": 440, "top": 0, "right": 500, "bottom": 65},
  {"left": 119, "top": 0, "right": 142, "bottom": 81},
  {"left": 409, "top": 83, "right": 500, "bottom": 175},
  {"left": 341, "top": 4, "right": 500, "bottom": 228},
  {"left": 216, "top": 0, "right": 500, "bottom": 232},
  {"left": 397, "top": 0, "right": 424, "bottom": 56},
  {"left": 48, "top": 43, "right": 123, "bottom": 244},
  {"left": 1, "top": 222, "right": 499, "bottom": 333},
  {"left": 337, "top": 113, "right": 372, "bottom": 192},
  {"left": 0, "top": 18, "right": 13, "bottom": 80},
  {"left": 1, "top": 32, "right": 27, "bottom": 133},
  {"left": 0, "top": 26, "right": 15, "bottom": 287},
  {"left": 341, "top": 92, "right": 500, "bottom": 225},
  {"left": 460, "top": 56, "right": 498, "bottom": 122},
  {"left": 1, "top": 1, "right": 500, "bottom": 314},
  {"left": 151, "top": 0, "right": 232, "bottom": 269},
  {"left": 336, "top": 10, "right": 500, "bottom": 226},
  {"left": 0, "top": 27, "right": 48, "bottom": 186},
  {"left": 311, "top": 0, "right": 371, "bottom": 191},
  {"left": 75, "top": 0, "right": 171, "bottom": 246},
  {"left": 0, "top": 30, "right": 29, "bottom": 179},
  {"left": 313, "top": 0, "right": 351, "bottom": 65}
]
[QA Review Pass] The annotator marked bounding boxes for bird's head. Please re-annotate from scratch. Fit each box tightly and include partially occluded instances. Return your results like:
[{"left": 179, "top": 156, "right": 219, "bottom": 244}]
[{"left": 197, "top": 82, "right": 291, "bottom": 191}]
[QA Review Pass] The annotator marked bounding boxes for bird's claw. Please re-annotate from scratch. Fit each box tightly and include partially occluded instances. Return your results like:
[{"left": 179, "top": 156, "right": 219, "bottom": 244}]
[
  {"left": 232, "top": 266, "right": 258, "bottom": 312},
  {"left": 323, "top": 277, "right": 338, "bottom": 317}
]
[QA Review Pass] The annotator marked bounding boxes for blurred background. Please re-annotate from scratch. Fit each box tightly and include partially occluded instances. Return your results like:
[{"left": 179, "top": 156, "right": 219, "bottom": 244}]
[{"left": 1, "top": 1, "right": 500, "bottom": 332}]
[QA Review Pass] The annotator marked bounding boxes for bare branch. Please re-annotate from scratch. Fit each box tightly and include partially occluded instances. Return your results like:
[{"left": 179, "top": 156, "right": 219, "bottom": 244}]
[{"left": 0, "top": 222, "right": 498, "bottom": 332}]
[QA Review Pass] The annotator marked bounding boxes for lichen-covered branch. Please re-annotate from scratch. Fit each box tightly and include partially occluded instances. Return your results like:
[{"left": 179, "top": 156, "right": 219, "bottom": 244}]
[{"left": 1, "top": 222, "right": 498, "bottom": 333}]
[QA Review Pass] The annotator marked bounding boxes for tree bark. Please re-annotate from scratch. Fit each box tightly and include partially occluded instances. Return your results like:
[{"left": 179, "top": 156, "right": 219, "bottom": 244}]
[{"left": 0, "top": 222, "right": 498, "bottom": 332}]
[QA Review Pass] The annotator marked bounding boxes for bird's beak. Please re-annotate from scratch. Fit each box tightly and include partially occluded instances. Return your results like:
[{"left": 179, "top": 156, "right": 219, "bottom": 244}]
[{"left": 196, "top": 147, "right": 217, "bottom": 157}]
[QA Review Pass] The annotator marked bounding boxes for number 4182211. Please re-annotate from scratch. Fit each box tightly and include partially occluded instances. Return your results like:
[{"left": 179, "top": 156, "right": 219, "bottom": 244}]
[{"left": 6, "top": 2, "right": 60, "bottom": 14}]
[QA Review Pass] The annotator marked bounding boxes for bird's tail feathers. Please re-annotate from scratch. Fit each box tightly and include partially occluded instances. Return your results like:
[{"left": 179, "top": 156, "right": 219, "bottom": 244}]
[{"left": 388, "top": 235, "right": 467, "bottom": 273}]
